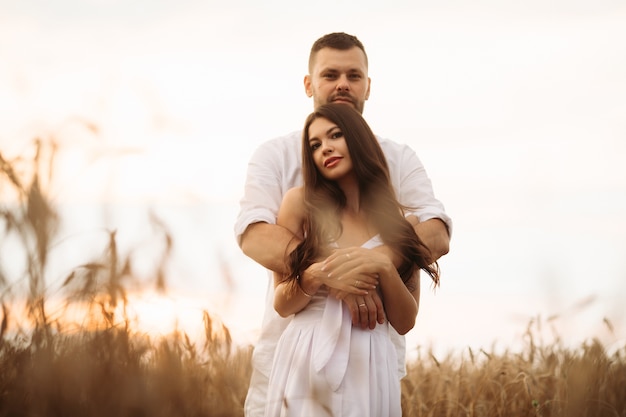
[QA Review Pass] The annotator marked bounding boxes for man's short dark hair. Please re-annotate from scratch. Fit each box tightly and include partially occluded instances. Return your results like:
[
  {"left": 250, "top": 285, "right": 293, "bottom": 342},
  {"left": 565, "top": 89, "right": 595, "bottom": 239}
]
[{"left": 308, "top": 32, "right": 368, "bottom": 72}]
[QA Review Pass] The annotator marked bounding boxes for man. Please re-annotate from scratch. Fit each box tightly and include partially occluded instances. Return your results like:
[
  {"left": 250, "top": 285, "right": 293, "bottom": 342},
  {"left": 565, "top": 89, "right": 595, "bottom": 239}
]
[{"left": 234, "top": 32, "right": 452, "bottom": 416}]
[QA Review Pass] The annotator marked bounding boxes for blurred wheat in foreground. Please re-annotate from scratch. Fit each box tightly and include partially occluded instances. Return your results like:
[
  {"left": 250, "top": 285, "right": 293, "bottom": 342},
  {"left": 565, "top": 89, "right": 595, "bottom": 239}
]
[{"left": 1, "top": 137, "right": 625, "bottom": 417}]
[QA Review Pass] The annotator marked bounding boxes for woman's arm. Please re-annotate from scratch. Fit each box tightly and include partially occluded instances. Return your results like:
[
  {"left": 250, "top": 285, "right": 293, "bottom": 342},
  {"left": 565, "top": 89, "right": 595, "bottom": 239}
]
[
  {"left": 377, "top": 262, "right": 420, "bottom": 335},
  {"left": 272, "top": 187, "right": 323, "bottom": 317}
]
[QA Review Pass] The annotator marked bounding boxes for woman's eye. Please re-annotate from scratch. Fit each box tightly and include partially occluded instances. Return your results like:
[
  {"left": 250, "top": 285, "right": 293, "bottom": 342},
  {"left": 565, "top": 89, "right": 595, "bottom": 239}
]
[
  {"left": 331, "top": 131, "right": 343, "bottom": 139},
  {"left": 311, "top": 143, "right": 320, "bottom": 151}
]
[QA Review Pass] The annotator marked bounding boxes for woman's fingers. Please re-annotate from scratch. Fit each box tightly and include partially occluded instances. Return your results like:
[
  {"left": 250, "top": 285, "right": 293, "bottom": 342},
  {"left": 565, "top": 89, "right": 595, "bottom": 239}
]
[{"left": 322, "top": 249, "right": 383, "bottom": 289}]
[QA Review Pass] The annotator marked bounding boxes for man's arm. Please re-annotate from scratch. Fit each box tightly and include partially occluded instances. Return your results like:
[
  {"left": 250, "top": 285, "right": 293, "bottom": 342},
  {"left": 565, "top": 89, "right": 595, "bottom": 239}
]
[
  {"left": 408, "top": 217, "right": 450, "bottom": 263},
  {"left": 387, "top": 140, "right": 453, "bottom": 258},
  {"left": 240, "top": 222, "right": 299, "bottom": 274},
  {"left": 235, "top": 134, "right": 299, "bottom": 275}
]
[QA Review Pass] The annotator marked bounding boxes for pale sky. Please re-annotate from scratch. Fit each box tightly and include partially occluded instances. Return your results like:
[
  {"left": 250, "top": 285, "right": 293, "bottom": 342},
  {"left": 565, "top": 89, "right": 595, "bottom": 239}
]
[{"left": 1, "top": 0, "right": 625, "bottom": 354}]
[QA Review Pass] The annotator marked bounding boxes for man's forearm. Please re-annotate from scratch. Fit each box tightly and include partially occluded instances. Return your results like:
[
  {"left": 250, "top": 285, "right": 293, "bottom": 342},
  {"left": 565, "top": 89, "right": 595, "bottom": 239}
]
[
  {"left": 413, "top": 218, "right": 450, "bottom": 263},
  {"left": 240, "top": 222, "right": 301, "bottom": 273}
]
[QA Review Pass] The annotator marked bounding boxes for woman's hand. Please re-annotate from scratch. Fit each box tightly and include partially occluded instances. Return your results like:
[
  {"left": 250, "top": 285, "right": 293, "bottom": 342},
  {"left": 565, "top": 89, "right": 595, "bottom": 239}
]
[
  {"left": 321, "top": 247, "right": 395, "bottom": 329},
  {"left": 299, "top": 251, "right": 379, "bottom": 297}
]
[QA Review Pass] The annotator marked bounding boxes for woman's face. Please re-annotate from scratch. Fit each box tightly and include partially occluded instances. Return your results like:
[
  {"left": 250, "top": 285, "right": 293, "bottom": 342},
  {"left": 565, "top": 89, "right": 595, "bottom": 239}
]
[{"left": 307, "top": 116, "right": 353, "bottom": 181}]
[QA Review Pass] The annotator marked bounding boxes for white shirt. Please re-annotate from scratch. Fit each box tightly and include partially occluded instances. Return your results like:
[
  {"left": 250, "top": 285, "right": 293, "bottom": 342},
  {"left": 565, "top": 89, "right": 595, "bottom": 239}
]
[{"left": 234, "top": 129, "right": 452, "bottom": 380}]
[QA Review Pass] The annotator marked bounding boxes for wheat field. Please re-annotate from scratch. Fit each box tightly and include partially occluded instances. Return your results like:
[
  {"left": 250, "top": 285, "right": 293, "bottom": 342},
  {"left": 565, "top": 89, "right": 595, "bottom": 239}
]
[{"left": 1, "top": 138, "right": 624, "bottom": 417}]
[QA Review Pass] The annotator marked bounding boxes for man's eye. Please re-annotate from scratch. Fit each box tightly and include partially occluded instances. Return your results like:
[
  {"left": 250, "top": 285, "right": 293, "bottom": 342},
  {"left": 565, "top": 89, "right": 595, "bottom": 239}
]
[
  {"left": 349, "top": 74, "right": 361, "bottom": 80},
  {"left": 323, "top": 74, "right": 337, "bottom": 79}
]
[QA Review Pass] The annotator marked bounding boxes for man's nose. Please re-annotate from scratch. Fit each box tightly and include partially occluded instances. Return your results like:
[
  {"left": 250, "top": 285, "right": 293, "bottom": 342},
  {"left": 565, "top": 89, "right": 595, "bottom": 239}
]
[{"left": 336, "top": 75, "right": 349, "bottom": 91}]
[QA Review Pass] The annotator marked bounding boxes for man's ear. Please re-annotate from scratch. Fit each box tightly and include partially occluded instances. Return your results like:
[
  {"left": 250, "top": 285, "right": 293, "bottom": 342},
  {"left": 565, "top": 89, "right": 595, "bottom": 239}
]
[{"left": 304, "top": 75, "right": 313, "bottom": 97}]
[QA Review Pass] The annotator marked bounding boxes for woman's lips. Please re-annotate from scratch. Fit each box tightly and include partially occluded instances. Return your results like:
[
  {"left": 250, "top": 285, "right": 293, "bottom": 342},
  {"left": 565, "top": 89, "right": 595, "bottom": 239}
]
[{"left": 324, "top": 157, "right": 342, "bottom": 168}]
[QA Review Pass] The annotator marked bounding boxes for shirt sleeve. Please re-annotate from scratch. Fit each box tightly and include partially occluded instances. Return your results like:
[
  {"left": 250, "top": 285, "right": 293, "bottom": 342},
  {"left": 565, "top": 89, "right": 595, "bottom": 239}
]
[
  {"left": 233, "top": 141, "right": 284, "bottom": 247},
  {"left": 393, "top": 143, "right": 453, "bottom": 237}
]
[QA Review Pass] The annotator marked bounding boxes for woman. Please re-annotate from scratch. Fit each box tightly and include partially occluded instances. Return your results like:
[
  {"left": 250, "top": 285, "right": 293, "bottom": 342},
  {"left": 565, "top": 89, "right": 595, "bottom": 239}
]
[{"left": 265, "top": 103, "right": 440, "bottom": 417}]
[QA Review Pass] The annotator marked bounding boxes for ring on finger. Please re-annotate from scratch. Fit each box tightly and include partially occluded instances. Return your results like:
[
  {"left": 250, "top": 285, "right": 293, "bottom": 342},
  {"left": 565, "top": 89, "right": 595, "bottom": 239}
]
[
  {"left": 358, "top": 303, "right": 366, "bottom": 308},
  {"left": 355, "top": 280, "right": 360, "bottom": 288}
]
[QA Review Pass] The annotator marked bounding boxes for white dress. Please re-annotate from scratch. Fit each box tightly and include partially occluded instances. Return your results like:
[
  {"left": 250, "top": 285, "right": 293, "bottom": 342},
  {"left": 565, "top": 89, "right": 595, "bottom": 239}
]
[{"left": 264, "top": 236, "right": 401, "bottom": 417}]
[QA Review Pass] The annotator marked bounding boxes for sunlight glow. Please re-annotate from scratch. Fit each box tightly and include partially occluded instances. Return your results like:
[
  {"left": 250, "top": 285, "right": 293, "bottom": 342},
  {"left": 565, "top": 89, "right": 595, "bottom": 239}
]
[{"left": 122, "top": 290, "right": 207, "bottom": 337}]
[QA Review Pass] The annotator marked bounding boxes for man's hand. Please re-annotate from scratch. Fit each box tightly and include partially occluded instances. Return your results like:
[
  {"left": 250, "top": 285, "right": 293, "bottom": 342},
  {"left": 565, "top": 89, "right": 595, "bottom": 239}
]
[{"left": 334, "top": 291, "right": 385, "bottom": 329}]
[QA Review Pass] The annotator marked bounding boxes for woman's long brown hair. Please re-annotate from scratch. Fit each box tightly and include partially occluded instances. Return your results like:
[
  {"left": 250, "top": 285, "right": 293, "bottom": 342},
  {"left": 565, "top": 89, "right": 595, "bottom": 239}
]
[{"left": 286, "top": 103, "right": 439, "bottom": 288}]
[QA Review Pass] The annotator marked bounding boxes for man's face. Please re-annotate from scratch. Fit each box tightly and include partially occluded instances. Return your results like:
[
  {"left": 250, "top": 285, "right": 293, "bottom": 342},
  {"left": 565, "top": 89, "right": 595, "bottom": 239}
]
[{"left": 304, "top": 47, "right": 371, "bottom": 114}]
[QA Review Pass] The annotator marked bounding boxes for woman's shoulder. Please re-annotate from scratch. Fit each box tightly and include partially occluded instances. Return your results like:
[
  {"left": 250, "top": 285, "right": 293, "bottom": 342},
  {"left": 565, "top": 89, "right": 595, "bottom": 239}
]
[
  {"left": 284, "top": 185, "right": 304, "bottom": 199},
  {"left": 278, "top": 186, "right": 307, "bottom": 234},
  {"left": 282, "top": 186, "right": 305, "bottom": 210}
]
